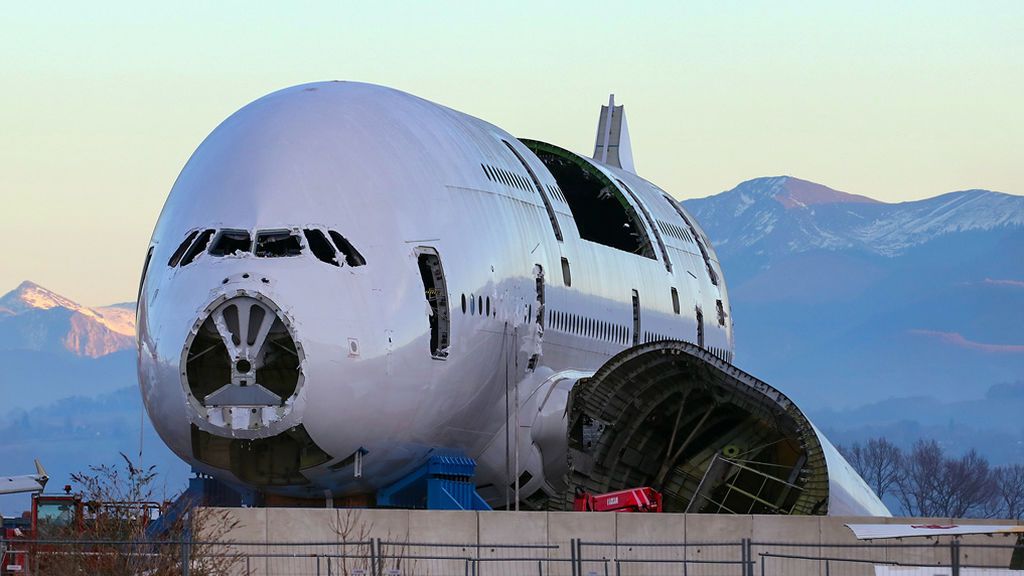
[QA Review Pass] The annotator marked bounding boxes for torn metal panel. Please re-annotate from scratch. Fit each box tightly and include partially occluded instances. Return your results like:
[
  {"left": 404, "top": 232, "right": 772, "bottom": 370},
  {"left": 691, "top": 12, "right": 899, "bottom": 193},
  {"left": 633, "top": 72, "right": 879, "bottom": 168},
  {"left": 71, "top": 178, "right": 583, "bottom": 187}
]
[{"left": 556, "top": 340, "right": 889, "bottom": 516}]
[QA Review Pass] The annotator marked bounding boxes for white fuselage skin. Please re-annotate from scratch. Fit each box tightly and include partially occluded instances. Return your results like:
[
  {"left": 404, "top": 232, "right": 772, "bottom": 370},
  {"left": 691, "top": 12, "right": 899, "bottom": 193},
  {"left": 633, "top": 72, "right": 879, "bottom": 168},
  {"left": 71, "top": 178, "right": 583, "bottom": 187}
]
[{"left": 137, "top": 82, "right": 736, "bottom": 504}]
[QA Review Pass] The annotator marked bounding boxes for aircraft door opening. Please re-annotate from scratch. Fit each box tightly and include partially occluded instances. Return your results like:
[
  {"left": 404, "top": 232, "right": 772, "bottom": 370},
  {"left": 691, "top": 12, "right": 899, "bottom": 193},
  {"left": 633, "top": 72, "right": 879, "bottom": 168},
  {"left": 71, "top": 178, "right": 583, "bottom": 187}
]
[
  {"left": 631, "top": 290, "right": 640, "bottom": 346},
  {"left": 696, "top": 306, "right": 705, "bottom": 348},
  {"left": 527, "top": 264, "right": 545, "bottom": 371},
  {"left": 416, "top": 248, "right": 450, "bottom": 359}
]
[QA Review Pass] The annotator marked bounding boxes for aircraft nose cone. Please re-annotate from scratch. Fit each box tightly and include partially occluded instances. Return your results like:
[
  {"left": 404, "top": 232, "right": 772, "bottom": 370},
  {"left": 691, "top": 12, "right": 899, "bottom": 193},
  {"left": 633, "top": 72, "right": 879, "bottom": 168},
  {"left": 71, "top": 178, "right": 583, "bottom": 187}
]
[{"left": 183, "top": 291, "right": 305, "bottom": 435}]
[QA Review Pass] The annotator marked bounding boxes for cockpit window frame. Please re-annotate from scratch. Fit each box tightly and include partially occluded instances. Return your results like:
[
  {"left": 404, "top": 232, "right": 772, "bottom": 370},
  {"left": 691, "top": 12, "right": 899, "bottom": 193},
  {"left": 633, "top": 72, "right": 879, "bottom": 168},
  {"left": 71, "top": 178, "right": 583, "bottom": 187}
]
[
  {"left": 254, "top": 229, "right": 304, "bottom": 258},
  {"left": 179, "top": 229, "right": 216, "bottom": 267},
  {"left": 208, "top": 229, "right": 253, "bottom": 257}
]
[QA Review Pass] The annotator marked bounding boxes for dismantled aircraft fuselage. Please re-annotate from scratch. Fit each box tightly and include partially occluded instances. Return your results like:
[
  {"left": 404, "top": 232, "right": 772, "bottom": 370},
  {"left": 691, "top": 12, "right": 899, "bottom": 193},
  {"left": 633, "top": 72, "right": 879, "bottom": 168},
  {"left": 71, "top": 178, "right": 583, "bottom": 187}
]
[{"left": 136, "top": 82, "right": 889, "bottom": 516}]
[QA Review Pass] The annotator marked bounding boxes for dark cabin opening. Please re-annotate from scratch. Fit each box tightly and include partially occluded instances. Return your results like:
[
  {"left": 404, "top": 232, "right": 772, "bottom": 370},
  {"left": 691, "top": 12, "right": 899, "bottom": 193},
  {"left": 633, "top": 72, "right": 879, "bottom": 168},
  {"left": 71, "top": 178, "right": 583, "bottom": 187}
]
[
  {"left": 180, "top": 229, "right": 215, "bottom": 267},
  {"left": 168, "top": 230, "right": 200, "bottom": 267},
  {"left": 209, "top": 229, "right": 252, "bottom": 256},
  {"left": 137, "top": 246, "right": 153, "bottom": 304},
  {"left": 522, "top": 140, "right": 654, "bottom": 259},
  {"left": 631, "top": 290, "right": 641, "bottom": 346},
  {"left": 696, "top": 306, "right": 705, "bottom": 348},
  {"left": 329, "top": 231, "right": 366, "bottom": 267},
  {"left": 255, "top": 230, "right": 303, "bottom": 258},
  {"left": 303, "top": 229, "right": 339, "bottom": 266},
  {"left": 416, "top": 248, "right": 450, "bottom": 359}
]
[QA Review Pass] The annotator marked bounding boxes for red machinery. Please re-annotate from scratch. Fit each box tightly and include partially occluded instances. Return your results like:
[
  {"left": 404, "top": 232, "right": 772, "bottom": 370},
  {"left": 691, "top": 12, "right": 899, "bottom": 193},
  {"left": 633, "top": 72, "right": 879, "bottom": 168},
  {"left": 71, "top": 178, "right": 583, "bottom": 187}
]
[
  {"left": 573, "top": 487, "right": 664, "bottom": 513},
  {"left": 2, "top": 490, "right": 164, "bottom": 575}
]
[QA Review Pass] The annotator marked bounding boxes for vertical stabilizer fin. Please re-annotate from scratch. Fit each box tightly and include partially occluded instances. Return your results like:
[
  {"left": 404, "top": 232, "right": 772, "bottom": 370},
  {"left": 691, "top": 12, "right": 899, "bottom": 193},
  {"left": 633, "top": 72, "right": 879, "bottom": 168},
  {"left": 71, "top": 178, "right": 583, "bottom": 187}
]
[{"left": 592, "top": 94, "right": 636, "bottom": 174}]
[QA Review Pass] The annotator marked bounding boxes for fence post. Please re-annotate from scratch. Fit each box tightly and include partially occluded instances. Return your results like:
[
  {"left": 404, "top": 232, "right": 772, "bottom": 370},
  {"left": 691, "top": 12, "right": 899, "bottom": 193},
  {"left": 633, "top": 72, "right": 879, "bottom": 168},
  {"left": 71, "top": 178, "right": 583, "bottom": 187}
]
[
  {"left": 372, "top": 537, "right": 381, "bottom": 576},
  {"left": 180, "top": 538, "right": 191, "bottom": 576},
  {"left": 951, "top": 540, "right": 961, "bottom": 576},
  {"left": 571, "top": 537, "right": 577, "bottom": 576},
  {"left": 742, "top": 538, "right": 753, "bottom": 576}
]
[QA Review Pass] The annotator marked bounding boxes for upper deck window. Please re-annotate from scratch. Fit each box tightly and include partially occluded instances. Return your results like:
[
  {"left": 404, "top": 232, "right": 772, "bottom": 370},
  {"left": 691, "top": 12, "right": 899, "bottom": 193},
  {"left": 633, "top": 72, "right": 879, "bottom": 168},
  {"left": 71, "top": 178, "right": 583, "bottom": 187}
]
[
  {"left": 255, "top": 230, "right": 303, "bottom": 258},
  {"left": 209, "top": 229, "right": 252, "bottom": 256},
  {"left": 522, "top": 140, "right": 654, "bottom": 259}
]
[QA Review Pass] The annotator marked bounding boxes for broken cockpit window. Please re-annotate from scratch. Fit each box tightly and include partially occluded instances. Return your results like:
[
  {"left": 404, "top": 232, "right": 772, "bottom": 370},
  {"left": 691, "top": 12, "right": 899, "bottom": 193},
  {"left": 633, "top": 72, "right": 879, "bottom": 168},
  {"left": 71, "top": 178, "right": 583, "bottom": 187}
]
[
  {"left": 303, "top": 229, "right": 339, "bottom": 266},
  {"left": 209, "top": 229, "right": 252, "bottom": 256},
  {"left": 255, "top": 230, "right": 303, "bottom": 258},
  {"left": 328, "top": 231, "right": 366, "bottom": 267},
  {"left": 179, "top": 229, "right": 215, "bottom": 267},
  {"left": 168, "top": 230, "right": 200, "bottom": 267}
]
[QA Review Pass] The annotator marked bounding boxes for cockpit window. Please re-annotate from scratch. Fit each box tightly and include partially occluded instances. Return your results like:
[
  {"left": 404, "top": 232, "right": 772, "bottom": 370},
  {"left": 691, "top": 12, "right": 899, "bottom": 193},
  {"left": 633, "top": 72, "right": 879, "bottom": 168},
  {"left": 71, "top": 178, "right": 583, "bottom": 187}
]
[
  {"left": 179, "top": 229, "right": 215, "bottom": 267},
  {"left": 168, "top": 230, "right": 200, "bottom": 267},
  {"left": 328, "top": 231, "right": 366, "bottom": 267},
  {"left": 303, "top": 229, "right": 339, "bottom": 266},
  {"left": 254, "top": 230, "right": 303, "bottom": 257},
  {"left": 209, "top": 229, "right": 252, "bottom": 256}
]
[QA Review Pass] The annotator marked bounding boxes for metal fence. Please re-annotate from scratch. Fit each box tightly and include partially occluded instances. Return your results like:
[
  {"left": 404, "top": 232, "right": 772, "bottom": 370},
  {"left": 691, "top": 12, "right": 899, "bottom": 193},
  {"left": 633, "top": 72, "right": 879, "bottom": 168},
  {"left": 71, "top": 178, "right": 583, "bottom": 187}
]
[{"left": 2, "top": 536, "right": 1022, "bottom": 576}]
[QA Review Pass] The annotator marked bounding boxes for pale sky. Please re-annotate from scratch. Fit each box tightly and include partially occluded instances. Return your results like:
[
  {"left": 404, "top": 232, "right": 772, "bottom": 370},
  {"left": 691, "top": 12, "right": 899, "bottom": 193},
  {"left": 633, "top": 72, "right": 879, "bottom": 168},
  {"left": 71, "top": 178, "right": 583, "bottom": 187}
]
[{"left": 1, "top": 1, "right": 1021, "bottom": 305}]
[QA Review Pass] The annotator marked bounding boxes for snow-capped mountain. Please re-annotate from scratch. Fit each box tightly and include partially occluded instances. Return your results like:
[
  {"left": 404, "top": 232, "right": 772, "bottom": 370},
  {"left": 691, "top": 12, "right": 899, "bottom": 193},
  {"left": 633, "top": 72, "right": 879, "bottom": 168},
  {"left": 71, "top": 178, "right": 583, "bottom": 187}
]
[
  {"left": 685, "top": 176, "right": 1024, "bottom": 261},
  {"left": 0, "top": 281, "right": 135, "bottom": 358},
  {"left": 682, "top": 177, "right": 1024, "bottom": 411}
]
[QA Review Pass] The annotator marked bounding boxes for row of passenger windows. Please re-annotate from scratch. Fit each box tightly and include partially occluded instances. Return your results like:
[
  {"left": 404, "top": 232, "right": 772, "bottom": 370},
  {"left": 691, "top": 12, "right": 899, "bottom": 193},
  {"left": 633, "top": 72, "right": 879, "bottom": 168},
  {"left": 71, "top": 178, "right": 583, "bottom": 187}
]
[
  {"left": 481, "top": 163, "right": 532, "bottom": 193},
  {"left": 545, "top": 183, "right": 567, "bottom": 204},
  {"left": 548, "top": 309, "right": 631, "bottom": 345},
  {"left": 461, "top": 293, "right": 497, "bottom": 318},
  {"left": 657, "top": 218, "right": 695, "bottom": 244},
  {"left": 168, "top": 228, "right": 365, "bottom": 268},
  {"left": 642, "top": 331, "right": 673, "bottom": 343},
  {"left": 708, "top": 346, "right": 733, "bottom": 364}
]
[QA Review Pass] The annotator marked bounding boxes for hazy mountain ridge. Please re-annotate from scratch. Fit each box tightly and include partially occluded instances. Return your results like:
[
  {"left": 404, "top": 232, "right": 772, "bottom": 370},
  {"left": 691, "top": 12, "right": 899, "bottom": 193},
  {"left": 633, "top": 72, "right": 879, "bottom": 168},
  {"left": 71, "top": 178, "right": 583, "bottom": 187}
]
[
  {"left": 686, "top": 177, "right": 1024, "bottom": 264},
  {"left": 0, "top": 281, "right": 135, "bottom": 358}
]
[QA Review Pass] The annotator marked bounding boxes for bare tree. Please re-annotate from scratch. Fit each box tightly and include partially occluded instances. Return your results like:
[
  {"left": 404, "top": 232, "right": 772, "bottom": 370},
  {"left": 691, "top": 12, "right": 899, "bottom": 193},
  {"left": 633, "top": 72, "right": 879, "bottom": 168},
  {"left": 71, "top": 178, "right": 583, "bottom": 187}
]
[
  {"left": 894, "top": 441, "right": 996, "bottom": 518},
  {"left": 990, "top": 464, "right": 1024, "bottom": 520},
  {"left": 895, "top": 439, "right": 947, "bottom": 517},
  {"left": 841, "top": 438, "right": 903, "bottom": 499},
  {"left": 944, "top": 449, "right": 995, "bottom": 518}
]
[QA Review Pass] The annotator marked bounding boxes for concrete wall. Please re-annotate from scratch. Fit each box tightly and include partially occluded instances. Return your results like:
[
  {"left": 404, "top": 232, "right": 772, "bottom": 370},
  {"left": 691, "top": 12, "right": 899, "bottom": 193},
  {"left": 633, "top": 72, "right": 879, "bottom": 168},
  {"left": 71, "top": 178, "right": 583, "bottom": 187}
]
[{"left": 204, "top": 509, "right": 1024, "bottom": 576}]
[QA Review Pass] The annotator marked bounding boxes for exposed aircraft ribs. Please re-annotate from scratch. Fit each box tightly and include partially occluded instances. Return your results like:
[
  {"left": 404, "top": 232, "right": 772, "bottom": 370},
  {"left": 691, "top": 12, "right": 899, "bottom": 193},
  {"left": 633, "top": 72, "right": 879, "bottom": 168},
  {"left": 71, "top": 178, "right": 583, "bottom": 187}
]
[{"left": 561, "top": 341, "right": 829, "bottom": 514}]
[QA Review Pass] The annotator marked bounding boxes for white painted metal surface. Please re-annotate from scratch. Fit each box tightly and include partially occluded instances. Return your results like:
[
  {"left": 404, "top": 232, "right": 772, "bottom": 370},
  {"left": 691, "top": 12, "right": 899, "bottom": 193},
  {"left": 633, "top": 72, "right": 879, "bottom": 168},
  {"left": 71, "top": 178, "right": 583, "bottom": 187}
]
[
  {"left": 136, "top": 81, "right": 885, "bottom": 515},
  {"left": 849, "top": 524, "right": 1024, "bottom": 540}
]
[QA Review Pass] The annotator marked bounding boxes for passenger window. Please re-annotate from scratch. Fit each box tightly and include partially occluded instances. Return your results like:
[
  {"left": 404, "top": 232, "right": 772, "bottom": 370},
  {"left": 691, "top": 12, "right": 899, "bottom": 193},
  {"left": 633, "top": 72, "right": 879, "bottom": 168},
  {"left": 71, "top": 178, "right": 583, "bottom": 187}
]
[
  {"left": 303, "top": 229, "right": 339, "bottom": 266},
  {"left": 209, "top": 229, "right": 252, "bottom": 256},
  {"left": 561, "top": 257, "right": 572, "bottom": 287},
  {"left": 180, "top": 229, "right": 215, "bottom": 267},
  {"left": 255, "top": 230, "right": 303, "bottom": 257},
  {"left": 168, "top": 230, "right": 200, "bottom": 267},
  {"left": 328, "top": 231, "right": 366, "bottom": 267},
  {"left": 671, "top": 288, "right": 680, "bottom": 315}
]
